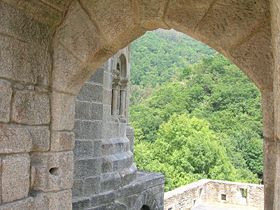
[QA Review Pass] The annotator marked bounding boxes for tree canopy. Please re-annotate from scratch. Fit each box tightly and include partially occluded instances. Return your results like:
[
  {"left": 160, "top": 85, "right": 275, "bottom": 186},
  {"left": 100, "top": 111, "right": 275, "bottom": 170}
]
[{"left": 129, "top": 29, "right": 263, "bottom": 191}]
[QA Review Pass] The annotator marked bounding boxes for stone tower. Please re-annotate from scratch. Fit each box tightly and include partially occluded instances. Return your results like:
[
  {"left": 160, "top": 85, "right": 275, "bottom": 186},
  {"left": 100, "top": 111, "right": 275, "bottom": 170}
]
[{"left": 72, "top": 47, "right": 164, "bottom": 210}]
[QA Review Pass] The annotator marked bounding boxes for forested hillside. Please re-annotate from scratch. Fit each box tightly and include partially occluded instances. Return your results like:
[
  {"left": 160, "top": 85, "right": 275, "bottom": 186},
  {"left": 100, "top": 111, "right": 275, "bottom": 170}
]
[{"left": 129, "top": 30, "right": 263, "bottom": 192}]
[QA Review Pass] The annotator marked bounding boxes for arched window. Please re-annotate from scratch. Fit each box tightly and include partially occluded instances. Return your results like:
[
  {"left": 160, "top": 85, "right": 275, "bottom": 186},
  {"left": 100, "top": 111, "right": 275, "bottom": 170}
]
[
  {"left": 111, "top": 54, "right": 128, "bottom": 118},
  {"left": 119, "top": 54, "right": 128, "bottom": 117}
]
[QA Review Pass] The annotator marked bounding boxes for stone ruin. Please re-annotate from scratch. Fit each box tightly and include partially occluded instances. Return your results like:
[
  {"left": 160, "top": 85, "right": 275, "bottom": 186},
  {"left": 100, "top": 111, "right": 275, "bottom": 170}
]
[
  {"left": 164, "top": 179, "right": 264, "bottom": 210},
  {"left": 72, "top": 47, "right": 164, "bottom": 209},
  {"left": 0, "top": 0, "right": 280, "bottom": 209}
]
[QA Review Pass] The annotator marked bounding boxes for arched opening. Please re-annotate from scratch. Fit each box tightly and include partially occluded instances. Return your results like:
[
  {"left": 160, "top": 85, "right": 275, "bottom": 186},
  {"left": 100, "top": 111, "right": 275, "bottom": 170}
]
[
  {"left": 47, "top": 0, "right": 271, "bottom": 205},
  {"left": 111, "top": 54, "right": 129, "bottom": 118},
  {"left": 130, "top": 29, "right": 264, "bottom": 209},
  {"left": 0, "top": 0, "right": 276, "bottom": 210},
  {"left": 141, "top": 205, "right": 151, "bottom": 210},
  {"left": 70, "top": 27, "right": 264, "bottom": 210}
]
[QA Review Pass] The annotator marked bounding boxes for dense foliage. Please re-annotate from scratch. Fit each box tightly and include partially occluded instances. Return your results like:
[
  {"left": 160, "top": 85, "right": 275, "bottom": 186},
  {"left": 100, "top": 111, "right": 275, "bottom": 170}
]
[{"left": 129, "top": 30, "right": 263, "bottom": 191}]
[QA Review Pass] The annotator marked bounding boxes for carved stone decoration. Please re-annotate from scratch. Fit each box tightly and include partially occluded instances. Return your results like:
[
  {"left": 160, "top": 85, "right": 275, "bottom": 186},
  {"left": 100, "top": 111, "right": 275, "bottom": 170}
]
[{"left": 111, "top": 54, "right": 129, "bottom": 120}]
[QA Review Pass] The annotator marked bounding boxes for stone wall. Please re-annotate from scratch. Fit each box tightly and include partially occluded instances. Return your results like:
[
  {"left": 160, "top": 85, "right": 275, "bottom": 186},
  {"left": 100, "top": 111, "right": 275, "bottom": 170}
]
[
  {"left": 0, "top": 0, "right": 277, "bottom": 209},
  {"left": 0, "top": 2, "right": 73, "bottom": 209},
  {"left": 72, "top": 48, "right": 164, "bottom": 209},
  {"left": 164, "top": 180, "right": 264, "bottom": 210}
]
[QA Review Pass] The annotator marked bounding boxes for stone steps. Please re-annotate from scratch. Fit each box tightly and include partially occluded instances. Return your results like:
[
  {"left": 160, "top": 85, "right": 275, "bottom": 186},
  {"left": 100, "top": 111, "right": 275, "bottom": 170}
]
[
  {"left": 100, "top": 164, "right": 137, "bottom": 192},
  {"left": 101, "top": 137, "right": 130, "bottom": 155},
  {"left": 102, "top": 151, "right": 133, "bottom": 173}
]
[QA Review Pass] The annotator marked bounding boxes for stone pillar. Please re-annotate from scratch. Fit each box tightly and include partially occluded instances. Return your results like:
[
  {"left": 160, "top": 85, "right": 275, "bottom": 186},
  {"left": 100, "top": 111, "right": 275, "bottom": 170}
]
[
  {"left": 270, "top": 1, "right": 280, "bottom": 209},
  {"left": 119, "top": 89, "right": 126, "bottom": 117},
  {"left": 112, "top": 87, "right": 119, "bottom": 116},
  {"left": 261, "top": 91, "right": 275, "bottom": 210}
]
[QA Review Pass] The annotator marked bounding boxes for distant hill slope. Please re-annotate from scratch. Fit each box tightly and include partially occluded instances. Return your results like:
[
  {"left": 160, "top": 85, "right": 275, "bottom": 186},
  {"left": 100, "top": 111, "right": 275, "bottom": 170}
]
[
  {"left": 131, "top": 29, "right": 215, "bottom": 87},
  {"left": 129, "top": 30, "right": 263, "bottom": 191}
]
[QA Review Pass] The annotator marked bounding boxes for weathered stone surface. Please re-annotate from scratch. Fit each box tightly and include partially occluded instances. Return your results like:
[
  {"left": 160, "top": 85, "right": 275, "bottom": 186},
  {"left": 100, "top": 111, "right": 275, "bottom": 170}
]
[
  {"left": 56, "top": 1, "right": 102, "bottom": 62},
  {"left": 34, "top": 190, "right": 72, "bottom": 210},
  {"left": 72, "top": 198, "right": 90, "bottom": 210},
  {"left": 230, "top": 23, "right": 273, "bottom": 90},
  {"left": 164, "top": 179, "right": 264, "bottom": 210},
  {"left": 103, "top": 122, "right": 120, "bottom": 139},
  {"left": 72, "top": 179, "right": 83, "bottom": 197},
  {"left": 52, "top": 42, "right": 83, "bottom": 93},
  {"left": 2, "top": 154, "right": 30, "bottom": 203},
  {"left": 2, "top": 0, "right": 63, "bottom": 26},
  {"left": 165, "top": 0, "right": 213, "bottom": 34},
  {"left": 138, "top": 0, "right": 169, "bottom": 29},
  {"left": 12, "top": 90, "right": 50, "bottom": 125},
  {"left": 83, "top": 176, "right": 101, "bottom": 196},
  {"left": 196, "top": 0, "right": 269, "bottom": 49},
  {"left": 89, "top": 68, "right": 104, "bottom": 84},
  {"left": 31, "top": 152, "right": 73, "bottom": 192},
  {"left": 31, "top": 126, "right": 51, "bottom": 152},
  {"left": 101, "top": 138, "right": 130, "bottom": 155},
  {"left": 41, "top": 0, "right": 72, "bottom": 11},
  {"left": 0, "top": 124, "right": 33, "bottom": 153},
  {"left": 77, "top": 83, "right": 103, "bottom": 103},
  {"left": 102, "top": 151, "right": 133, "bottom": 173},
  {"left": 100, "top": 172, "right": 121, "bottom": 192},
  {"left": 74, "top": 158, "right": 102, "bottom": 178},
  {"left": 51, "top": 131, "right": 75, "bottom": 151},
  {"left": 0, "top": 0, "right": 276, "bottom": 208},
  {"left": 103, "top": 71, "right": 111, "bottom": 90},
  {"left": 0, "top": 1, "right": 52, "bottom": 43},
  {"left": 0, "top": 197, "right": 34, "bottom": 210},
  {"left": 119, "top": 122, "right": 127, "bottom": 137},
  {"left": 0, "top": 36, "right": 36, "bottom": 84},
  {"left": 90, "top": 191, "right": 116, "bottom": 207},
  {"left": 0, "top": 124, "right": 49, "bottom": 153},
  {"left": 261, "top": 91, "right": 274, "bottom": 138},
  {"left": 103, "top": 89, "right": 112, "bottom": 106},
  {"left": 79, "top": 0, "right": 140, "bottom": 47},
  {"left": 74, "top": 120, "right": 102, "bottom": 140},
  {"left": 0, "top": 80, "right": 12, "bottom": 122},
  {"left": 103, "top": 105, "right": 112, "bottom": 122},
  {"left": 75, "top": 101, "right": 103, "bottom": 121},
  {"left": 126, "top": 126, "right": 135, "bottom": 152},
  {"left": 0, "top": 2, "right": 52, "bottom": 85},
  {"left": 51, "top": 91, "right": 75, "bottom": 130},
  {"left": 74, "top": 140, "right": 96, "bottom": 158}
]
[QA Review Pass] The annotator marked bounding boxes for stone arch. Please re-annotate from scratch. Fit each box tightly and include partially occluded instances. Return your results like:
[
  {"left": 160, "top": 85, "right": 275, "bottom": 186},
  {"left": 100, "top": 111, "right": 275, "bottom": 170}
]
[
  {"left": 49, "top": 0, "right": 273, "bottom": 209},
  {"left": 111, "top": 53, "right": 129, "bottom": 118},
  {"left": 52, "top": 0, "right": 272, "bottom": 95},
  {"left": 118, "top": 54, "right": 128, "bottom": 79},
  {"left": 0, "top": 0, "right": 277, "bottom": 209},
  {"left": 133, "top": 191, "right": 161, "bottom": 210}
]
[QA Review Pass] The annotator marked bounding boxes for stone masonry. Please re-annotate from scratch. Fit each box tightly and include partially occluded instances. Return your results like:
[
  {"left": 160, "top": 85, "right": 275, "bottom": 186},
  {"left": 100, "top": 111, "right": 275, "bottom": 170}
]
[
  {"left": 0, "top": 0, "right": 279, "bottom": 209},
  {"left": 164, "top": 180, "right": 264, "bottom": 210},
  {"left": 72, "top": 48, "right": 164, "bottom": 209}
]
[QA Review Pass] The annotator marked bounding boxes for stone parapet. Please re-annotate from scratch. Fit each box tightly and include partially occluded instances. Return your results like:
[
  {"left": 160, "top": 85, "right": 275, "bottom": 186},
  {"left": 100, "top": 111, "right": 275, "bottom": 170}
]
[{"left": 164, "top": 179, "right": 264, "bottom": 210}]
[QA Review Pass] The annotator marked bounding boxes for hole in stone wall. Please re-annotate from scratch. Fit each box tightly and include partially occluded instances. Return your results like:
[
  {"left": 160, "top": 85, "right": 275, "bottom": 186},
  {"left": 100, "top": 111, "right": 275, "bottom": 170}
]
[
  {"left": 240, "top": 188, "right": 248, "bottom": 198},
  {"left": 141, "top": 205, "right": 151, "bottom": 210},
  {"left": 199, "top": 188, "right": 203, "bottom": 196},
  {"left": 221, "top": 194, "right": 227, "bottom": 201},
  {"left": 49, "top": 167, "right": 59, "bottom": 175}
]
